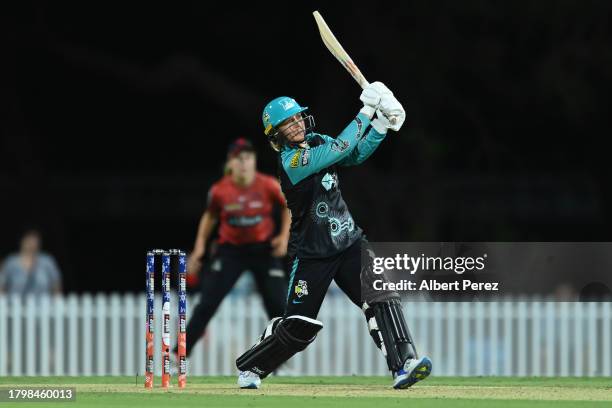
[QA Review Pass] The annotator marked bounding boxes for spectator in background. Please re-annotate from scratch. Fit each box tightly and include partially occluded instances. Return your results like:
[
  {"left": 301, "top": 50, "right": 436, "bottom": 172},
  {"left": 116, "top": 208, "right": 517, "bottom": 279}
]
[{"left": 0, "top": 229, "right": 62, "bottom": 296}]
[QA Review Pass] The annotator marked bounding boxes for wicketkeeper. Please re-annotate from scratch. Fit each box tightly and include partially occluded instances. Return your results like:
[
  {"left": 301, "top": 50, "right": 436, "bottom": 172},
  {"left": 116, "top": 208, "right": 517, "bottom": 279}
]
[
  {"left": 175, "top": 138, "right": 290, "bottom": 361},
  {"left": 236, "top": 82, "right": 432, "bottom": 389}
]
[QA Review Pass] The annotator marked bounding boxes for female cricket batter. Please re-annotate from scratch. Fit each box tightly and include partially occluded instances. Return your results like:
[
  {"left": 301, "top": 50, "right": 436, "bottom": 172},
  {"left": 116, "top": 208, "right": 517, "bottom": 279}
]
[
  {"left": 177, "top": 138, "right": 291, "bottom": 359},
  {"left": 236, "top": 83, "right": 432, "bottom": 389}
]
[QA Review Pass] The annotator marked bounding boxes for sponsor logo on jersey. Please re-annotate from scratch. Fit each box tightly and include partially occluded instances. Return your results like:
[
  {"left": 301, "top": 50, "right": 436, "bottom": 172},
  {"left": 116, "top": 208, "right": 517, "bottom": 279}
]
[
  {"left": 290, "top": 149, "right": 301, "bottom": 168},
  {"left": 301, "top": 148, "right": 310, "bottom": 166},
  {"left": 249, "top": 200, "right": 263, "bottom": 208},
  {"left": 224, "top": 203, "right": 243, "bottom": 211},
  {"left": 228, "top": 215, "right": 263, "bottom": 227}
]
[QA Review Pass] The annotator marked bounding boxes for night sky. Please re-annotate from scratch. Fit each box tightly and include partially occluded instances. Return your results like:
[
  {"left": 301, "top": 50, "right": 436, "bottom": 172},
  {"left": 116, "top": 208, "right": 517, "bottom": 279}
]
[{"left": 2, "top": 1, "right": 611, "bottom": 292}]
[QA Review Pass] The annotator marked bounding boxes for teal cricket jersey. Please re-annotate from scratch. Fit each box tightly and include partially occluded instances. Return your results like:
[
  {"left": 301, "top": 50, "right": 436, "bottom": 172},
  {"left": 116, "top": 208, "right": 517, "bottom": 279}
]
[{"left": 278, "top": 112, "right": 387, "bottom": 259}]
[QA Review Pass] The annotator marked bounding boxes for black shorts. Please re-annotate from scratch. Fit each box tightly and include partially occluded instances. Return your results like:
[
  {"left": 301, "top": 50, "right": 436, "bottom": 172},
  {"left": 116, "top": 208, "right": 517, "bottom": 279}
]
[{"left": 284, "top": 237, "right": 365, "bottom": 319}]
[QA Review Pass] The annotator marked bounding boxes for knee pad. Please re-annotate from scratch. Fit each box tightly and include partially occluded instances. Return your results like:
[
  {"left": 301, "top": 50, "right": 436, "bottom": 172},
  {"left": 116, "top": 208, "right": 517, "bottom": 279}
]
[
  {"left": 363, "top": 300, "right": 417, "bottom": 372},
  {"left": 236, "top": 315, "right": 323, "bottom": 378}
]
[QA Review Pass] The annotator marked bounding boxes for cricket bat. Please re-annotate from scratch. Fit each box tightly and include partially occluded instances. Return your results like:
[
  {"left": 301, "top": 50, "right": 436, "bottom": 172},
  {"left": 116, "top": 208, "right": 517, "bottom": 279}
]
[{"left": 312, "top": 10, "right": 398, "bottom": 125}]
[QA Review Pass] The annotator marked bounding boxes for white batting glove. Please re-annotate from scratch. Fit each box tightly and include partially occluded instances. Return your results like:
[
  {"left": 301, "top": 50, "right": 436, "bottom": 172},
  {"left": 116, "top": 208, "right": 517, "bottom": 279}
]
[
  {"left": 379, "top": 93, "right": 405, "bottom": 132},
  {"left": 369, "top": 82, "right": 393, "bottom": 98},
  {"left": 371, "top": 110, "right": 391, "bottom": 134},
  {"left": 359, "top": 81, "right": 391, "bottom": 119}
]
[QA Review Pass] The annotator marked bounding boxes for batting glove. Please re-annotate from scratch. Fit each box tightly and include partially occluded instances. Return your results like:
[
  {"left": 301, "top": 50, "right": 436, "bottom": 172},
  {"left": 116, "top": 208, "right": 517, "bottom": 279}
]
[
  {"left": 379, "top": 93, "right": 405, "bottom": 132},
  {"left": 372, "top": 110, "right": 391, "bottom": 134},
  {"left": 359, "top": 81, "right": 391, "bottom": 119}
]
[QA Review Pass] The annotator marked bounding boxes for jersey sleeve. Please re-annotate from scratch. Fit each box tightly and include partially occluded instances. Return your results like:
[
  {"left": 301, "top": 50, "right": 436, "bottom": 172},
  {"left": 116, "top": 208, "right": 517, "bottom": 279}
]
[
  {"left": 339, "top": 125, "right": 387, "bottom": 166},
  {"left": 281, "top": 112, "right": 371, "bottom": 185},
  {"left": 205, "top": 184, "right": 222, "bottom": 214}
]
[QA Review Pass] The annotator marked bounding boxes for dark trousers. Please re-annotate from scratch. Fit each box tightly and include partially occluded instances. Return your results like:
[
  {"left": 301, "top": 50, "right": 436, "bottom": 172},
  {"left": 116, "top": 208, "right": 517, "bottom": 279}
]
[
  {"left": 284, "top": 238, "right": 364, "bottom": 319},
  {"left": 183, "top": 244, "right": 287, "bottom": 356}
]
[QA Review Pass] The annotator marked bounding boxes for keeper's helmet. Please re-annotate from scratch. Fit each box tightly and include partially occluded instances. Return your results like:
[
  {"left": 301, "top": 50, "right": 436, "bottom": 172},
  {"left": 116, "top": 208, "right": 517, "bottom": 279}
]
[{"left": 262, "top": 96, "right": 315, "bottom": 151}]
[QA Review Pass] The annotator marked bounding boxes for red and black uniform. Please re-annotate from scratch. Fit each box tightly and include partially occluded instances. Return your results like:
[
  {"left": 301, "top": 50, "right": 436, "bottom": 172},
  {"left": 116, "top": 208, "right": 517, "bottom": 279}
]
[
  {"left": 184, "top": 172, "right": 288, "bottom": 356},
  {"left": 209, "top": 173, "right": 285, "bottom": 246}
]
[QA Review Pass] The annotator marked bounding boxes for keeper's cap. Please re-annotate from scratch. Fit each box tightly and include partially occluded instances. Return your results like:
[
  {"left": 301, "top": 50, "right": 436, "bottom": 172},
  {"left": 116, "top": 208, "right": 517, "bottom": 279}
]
[{"left": 227, "top": 138, "right": 255, "bottom": 157}]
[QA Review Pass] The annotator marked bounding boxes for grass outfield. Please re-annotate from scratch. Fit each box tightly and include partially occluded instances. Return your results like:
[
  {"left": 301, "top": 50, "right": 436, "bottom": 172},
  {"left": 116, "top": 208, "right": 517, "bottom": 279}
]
[{"left": 1, "top": 376, "right": 611, "bottom": 407}]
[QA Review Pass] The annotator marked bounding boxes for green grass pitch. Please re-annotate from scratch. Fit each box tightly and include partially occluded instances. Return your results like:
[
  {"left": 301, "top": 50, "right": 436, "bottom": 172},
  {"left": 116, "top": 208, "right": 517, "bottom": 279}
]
[{"left": 1, "top": 376, "right": 611, "bottom": 407}]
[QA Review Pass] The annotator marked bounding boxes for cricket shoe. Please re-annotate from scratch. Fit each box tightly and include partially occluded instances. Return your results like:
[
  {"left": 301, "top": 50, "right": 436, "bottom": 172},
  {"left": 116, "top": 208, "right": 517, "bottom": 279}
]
[
  {"left": 237, "top": 370, "right": 261, "bottom": 389},
  {"left": 393, "top": 356, "right": 432, "bottom": 389}
]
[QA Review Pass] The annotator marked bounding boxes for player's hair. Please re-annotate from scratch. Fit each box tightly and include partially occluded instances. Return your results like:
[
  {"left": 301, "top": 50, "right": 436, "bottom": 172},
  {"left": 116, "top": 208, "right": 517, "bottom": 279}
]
[
  {"left": 267, "top": 113, "right": 315, "bottom": 152},
  {"left": 268, "top": 133, "right": 286, "bottom": 152}
]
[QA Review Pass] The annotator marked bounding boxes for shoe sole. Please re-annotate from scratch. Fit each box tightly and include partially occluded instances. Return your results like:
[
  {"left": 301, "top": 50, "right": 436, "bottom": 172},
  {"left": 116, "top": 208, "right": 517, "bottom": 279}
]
[
  {"left": 393, "top": 357, "right": 432, "bottom": 389},
  {"left": 240, "top": 383, "right": 259, "bottom": 389}
]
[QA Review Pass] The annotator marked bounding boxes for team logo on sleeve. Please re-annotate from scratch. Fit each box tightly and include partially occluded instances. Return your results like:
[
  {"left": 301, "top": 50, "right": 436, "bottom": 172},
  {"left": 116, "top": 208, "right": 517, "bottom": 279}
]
[
  {"left": 331, "top": 139, "right": 350, "bottom": 153},
  {"left": 355, "top": 117, "right": 363, "bottom": 135},
  {"left": 294, "top": 280, "right": 309, "bottom": 298}
]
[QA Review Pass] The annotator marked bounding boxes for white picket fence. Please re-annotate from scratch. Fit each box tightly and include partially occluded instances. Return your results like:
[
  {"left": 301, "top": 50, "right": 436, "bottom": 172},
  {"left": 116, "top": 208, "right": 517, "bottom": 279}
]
[{"left": 0, "top": 294, "right": 611, "bottom": 377}]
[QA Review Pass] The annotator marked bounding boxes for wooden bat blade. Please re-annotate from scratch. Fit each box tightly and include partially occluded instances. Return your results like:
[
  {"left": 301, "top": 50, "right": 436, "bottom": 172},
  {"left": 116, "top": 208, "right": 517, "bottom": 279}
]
[
  {"left": 313, "top": 10, "right": 369, "bottom": 89},
  {"left": 312, "top": 10, "right": 398, "bottom": 126}
]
